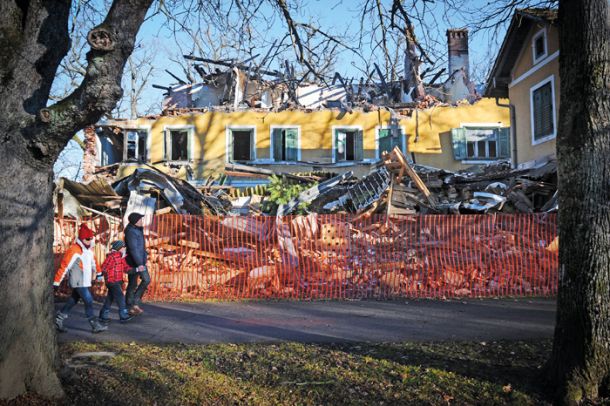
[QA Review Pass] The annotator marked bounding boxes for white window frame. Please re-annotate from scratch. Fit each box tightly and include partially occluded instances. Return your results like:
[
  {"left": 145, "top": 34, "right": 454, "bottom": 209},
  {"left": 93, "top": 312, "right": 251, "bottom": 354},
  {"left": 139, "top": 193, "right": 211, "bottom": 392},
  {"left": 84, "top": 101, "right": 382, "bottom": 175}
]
[
  {"left": 226, "top": 125, "right": 257, "bottom": 163},
  {"left": 124, "top": 125, "right": 151, "bottom": 162},
  {"left": 374, "top": 125, "right": 407, "bottom": 158},
  {"left": 459, "top": 122, "right": 505, "bottom": 164},
  {"left": 529, "top": 75, "right": 557, "bottom": 146},
  {"left": 269, "top": 125, "right": 302, "bottom": 163},
  {"left": 532, "top": 28, "right": 548, "bottom": 65},
  {"left": 163, "top": 124, "right": 195, "bottom": 162},
  {"left": 331, "top": 125, "right": 363, "bottom": 163}
]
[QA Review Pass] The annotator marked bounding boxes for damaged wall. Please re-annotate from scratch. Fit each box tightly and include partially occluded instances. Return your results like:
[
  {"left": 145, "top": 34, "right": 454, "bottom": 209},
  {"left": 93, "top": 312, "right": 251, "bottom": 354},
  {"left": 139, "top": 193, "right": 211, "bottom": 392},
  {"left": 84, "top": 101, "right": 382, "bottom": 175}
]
[
  {"left": 411, "top": 97, "right": 510, "bottom": 170},
  {"left": 97, "top": 97, "right": 509, "bottom": 180}
]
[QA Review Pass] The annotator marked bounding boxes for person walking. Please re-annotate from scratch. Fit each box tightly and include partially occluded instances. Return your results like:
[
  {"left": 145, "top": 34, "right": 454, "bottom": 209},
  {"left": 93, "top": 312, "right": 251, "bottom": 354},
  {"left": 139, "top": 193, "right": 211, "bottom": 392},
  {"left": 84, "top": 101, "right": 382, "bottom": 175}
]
[
  {"left": 53, "top": 223, "right": 107, "bottom": 333},
  {"left": 98, "top": 240, "right": 133, "bottom": 324},
  {"left": 124, "top": 212, "right": 150, "bottom": 316}
]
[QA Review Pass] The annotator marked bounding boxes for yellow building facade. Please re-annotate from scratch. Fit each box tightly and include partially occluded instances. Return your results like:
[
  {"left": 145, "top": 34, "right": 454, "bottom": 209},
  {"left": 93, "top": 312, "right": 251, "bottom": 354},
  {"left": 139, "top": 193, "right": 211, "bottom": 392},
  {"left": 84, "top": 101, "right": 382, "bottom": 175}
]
[{"left": 99, "top": 97, "right": 509, "bottom": 180}]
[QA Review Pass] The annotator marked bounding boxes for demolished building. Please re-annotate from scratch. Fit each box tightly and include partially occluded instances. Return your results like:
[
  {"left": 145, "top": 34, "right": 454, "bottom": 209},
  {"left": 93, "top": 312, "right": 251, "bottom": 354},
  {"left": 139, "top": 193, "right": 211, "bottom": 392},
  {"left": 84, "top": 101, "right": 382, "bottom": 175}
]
[{"left": 88, "top": 28, "right": 510, "bottom": 189}]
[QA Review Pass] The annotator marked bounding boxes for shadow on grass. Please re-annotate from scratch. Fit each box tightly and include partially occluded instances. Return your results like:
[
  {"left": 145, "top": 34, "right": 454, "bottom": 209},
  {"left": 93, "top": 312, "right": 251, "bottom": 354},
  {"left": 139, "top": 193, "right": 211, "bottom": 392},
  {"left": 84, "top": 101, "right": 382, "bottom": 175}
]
[{"left": 325, "top": 339, "right": 553, "bottom": 402}]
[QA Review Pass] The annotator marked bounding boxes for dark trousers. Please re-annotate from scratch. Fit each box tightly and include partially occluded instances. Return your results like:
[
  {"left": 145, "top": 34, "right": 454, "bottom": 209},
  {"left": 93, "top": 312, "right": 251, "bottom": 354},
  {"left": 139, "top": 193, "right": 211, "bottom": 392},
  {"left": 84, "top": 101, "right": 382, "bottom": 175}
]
[
  {"left": 99, "top": 282, "right": 129, "bottom": 320},
  {"left": 61, "top": 287, "right": 94, "bottom": 319},
  {"left": 125, "top": 268, "right": 150, "bottom": 307}
]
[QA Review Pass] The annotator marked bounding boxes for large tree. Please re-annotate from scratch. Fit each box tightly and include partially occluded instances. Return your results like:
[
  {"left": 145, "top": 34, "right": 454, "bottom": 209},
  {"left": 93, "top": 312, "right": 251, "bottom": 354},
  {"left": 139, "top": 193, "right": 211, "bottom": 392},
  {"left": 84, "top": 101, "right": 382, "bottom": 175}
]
[
  {"left": 0, "top": 0, "right": 153, "bottom": 398},
  {"left": 549, "top": 0, "right": 610, "bottom": 403}
]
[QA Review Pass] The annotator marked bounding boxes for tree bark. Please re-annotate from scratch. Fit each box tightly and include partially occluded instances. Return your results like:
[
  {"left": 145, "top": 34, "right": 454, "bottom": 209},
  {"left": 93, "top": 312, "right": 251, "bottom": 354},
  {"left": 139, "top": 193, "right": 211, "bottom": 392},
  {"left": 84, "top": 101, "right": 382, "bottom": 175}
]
[
  {"left": 550, "top": 0, "right": 610, "bottom": 404},
  {"left": 0, "top": 0, "right": 153, "bottom": 400}
]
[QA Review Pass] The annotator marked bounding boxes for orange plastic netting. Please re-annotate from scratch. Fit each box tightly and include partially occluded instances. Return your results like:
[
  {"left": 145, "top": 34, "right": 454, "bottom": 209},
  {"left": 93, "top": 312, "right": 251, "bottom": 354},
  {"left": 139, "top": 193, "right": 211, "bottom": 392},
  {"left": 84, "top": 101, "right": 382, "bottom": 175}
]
[{"left": 53, "top": 213, "right": 558, "bottom": 301}]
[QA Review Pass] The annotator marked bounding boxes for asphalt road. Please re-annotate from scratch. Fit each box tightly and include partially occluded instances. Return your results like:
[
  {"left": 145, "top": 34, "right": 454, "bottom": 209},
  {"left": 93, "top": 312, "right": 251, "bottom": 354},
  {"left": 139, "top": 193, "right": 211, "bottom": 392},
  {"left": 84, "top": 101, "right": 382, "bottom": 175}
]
[{"left": 56, "top": 298, "right": 556, "bottom": 344}]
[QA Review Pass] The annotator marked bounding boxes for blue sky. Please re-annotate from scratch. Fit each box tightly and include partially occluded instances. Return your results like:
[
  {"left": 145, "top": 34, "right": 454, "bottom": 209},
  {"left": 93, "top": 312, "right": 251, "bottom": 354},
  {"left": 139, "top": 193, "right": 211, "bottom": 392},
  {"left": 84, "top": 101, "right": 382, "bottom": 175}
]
[{"left": 54, "top": 0, "right": 514, "bottom": 179}]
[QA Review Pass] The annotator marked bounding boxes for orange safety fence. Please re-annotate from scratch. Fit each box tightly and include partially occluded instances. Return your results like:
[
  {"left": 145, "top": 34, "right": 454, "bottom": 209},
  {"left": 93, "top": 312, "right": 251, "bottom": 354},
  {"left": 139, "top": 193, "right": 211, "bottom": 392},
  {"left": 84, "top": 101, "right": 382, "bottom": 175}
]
[{"left": 53, "top": 213, "right": 558, "bottom": 301}]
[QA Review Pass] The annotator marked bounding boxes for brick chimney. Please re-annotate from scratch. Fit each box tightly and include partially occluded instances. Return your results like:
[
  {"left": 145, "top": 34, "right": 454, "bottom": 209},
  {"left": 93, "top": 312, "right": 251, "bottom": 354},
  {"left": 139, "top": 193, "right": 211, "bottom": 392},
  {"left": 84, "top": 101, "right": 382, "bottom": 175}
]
[
  {"left": 82, "top": 125, "right": 97, "bottom": 182},
  {"left": 447, "top": 29, "right": 469, "bottom": 79}
]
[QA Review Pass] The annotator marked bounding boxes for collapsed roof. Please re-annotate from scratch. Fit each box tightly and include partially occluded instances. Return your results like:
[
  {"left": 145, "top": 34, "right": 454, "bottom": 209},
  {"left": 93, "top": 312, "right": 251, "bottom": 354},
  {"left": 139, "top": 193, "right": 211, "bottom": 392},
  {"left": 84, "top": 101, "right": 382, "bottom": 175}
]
[{"left": 157, "top": 29, "right": 480, "bottom": 115}]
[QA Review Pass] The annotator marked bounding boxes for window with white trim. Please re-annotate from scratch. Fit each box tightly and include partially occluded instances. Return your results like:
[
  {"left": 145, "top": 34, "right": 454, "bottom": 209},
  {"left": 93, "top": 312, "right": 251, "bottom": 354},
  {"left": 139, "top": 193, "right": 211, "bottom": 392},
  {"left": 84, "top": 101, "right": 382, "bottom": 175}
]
[
  {"left": 125, "top": 129, "right": 148, "bottom": 162},
  {"left": 271, "top": 128, "right": 299, "bottom": 162},
  {"left": 531, "top": 78, "right": 555, "bottom": 142},
  {"left": 334, "top": 128, "right": 363, "bottom": 162},
  {"left": 228, "top": 127, "right": 255, "bottom": 162},
  {"left": 532, "top": 29, "right": 547, "bottom": 64},
  {"left": 451, "top": 126, "right": 510, "bottom": 161},
  {"left": 165, "top": 129, "right": 191, "bottom": 161}
]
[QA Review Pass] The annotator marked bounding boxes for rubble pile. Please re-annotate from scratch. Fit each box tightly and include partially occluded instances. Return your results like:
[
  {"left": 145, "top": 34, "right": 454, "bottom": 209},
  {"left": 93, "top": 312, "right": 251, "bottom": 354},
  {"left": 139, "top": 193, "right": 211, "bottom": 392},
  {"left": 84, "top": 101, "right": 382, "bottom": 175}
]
[
  {"left": 275, "top": 147, "right": 557, "bottom": 217},
  {"left": 58, "top": 210, "right": 554, "bottom": 300},
  {"left": 54, "top": 147, "right": 558, "bottom": 300}
]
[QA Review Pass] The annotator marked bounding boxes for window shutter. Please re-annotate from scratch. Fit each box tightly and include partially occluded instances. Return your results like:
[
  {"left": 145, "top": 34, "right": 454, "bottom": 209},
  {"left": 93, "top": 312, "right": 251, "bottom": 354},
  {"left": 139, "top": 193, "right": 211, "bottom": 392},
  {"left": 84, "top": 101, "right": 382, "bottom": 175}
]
[
  {"left": 285, "top": 128, "right": 299, "bottom": 161},
  {"left": 164, "top": 129, "right": 169, "bottom": 161},
  {"left": 497, "top": 128, "right": 510, "bottom": 158},
  {"left": 334, "top": 130, "right": 345, "bottom": 162},
  {"left": 451, "top": 128, "right": 467, "bottom": 160},
  {"left": 272, "top": 129, "right": 283, "bottom": 161},
  {"left": 187, "top": 129, "right": 192, "bottom": 161},
  {"left": 533, "top": 82, "right": 554, "bottom": 139},
  {"left": 354, "top": 130, "right": 364, "bottom": 161}
]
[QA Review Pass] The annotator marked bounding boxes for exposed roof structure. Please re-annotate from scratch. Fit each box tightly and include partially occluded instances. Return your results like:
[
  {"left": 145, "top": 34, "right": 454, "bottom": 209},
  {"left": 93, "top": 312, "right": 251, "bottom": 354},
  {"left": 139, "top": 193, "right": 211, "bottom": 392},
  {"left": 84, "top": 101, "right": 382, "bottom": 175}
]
[{"left": 484, "top": 8, "right": 558, "bottom": 98}]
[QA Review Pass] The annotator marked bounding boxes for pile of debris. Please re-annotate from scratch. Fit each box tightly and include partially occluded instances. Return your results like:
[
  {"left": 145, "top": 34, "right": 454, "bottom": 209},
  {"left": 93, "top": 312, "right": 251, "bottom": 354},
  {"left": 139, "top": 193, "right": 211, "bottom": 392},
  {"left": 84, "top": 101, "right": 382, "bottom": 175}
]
[
  {"left": 56, "top": 165, "right": 230, "bottom": 224},
  {"left": 99, "top": 210, "right": 557, "bottom": 300},
  {"left": 271, "top": 146, "right": 557, "bottom": 217}
]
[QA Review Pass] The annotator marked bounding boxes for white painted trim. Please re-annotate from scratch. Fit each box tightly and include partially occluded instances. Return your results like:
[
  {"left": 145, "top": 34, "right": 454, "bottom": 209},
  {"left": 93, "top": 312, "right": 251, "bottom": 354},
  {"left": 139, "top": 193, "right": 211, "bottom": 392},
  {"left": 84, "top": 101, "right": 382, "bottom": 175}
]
[
  {"left": 331, "top": 125, "right": 364, "bottom": 163},
  {"left": 509, "top": 50, "right": 559, "bottom": 89},
  {"left": 461, "top": 159, "right": 505, "bottom": 165},
  {"left": 459, "top": 122, "right": 505, "bottom": 128},
  {"left": 374, "top": 125, "right": 407, "bottom": 159},
  {"left": 124, "top": 124, "right": 152, "bottom": 162},
  {"left": 532, "top": 28, "right": 548, "bottom": 65},
  {"left": 269, "top": 125, "right": 302, "bottom": 163},
  {"left": 163, "top": 124, "right": 195, "bottom": 161},
  {"left": 225, "top": 125, "right": 257, "bottom": 163},
  {"left": 94, "top": 132, "right": 102, "bottom": 166},
  {"left": 459, "top": 124, "right": 506, "bottom": 161},
  {"left": 529, "top": 75, "right": 557, "bottom": 146}
]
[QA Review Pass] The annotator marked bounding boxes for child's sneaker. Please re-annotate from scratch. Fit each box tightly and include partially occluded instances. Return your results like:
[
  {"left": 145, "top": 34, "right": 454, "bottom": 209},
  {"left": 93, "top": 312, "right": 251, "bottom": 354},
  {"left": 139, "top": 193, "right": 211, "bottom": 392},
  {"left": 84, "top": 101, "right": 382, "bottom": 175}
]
[
  {"left": 119, "top": 315, "right": 133, "bottom": 323},
  {"left": 99, "top": 317, "right": 111, "bottom": 325}
]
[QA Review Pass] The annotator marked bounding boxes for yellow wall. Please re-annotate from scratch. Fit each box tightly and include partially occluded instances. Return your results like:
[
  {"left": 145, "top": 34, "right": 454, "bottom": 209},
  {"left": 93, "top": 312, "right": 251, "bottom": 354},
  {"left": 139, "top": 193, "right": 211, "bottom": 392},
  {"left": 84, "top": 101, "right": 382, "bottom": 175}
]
[
  {"left": 513, "top": 25, "right": 560, "bottom": 79},
  {"left": 411, "top": 97, "right": 510, "bottom": 170},
  {"left": 509, "top": 23, "right": 559, "bottom": 166},
  {"left": 130, "top": 97, "right": 509, "bottom": 178}
]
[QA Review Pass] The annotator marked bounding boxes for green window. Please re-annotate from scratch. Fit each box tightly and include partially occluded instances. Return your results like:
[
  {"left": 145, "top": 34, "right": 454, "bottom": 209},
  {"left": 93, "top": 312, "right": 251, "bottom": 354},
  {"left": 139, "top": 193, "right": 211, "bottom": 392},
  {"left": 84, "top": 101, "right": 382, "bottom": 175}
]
[
  {"left": 377, "top": 128, "right": 404, "bottom": 158},
  {"left": 272, "top": 128, "right": 299, "bottom": 162},
  {"left": 451, "top": 127, "right": 510, "bottom": 160},
  {"left": 532, "top": 81, "right": 554, "bottom": 141}
]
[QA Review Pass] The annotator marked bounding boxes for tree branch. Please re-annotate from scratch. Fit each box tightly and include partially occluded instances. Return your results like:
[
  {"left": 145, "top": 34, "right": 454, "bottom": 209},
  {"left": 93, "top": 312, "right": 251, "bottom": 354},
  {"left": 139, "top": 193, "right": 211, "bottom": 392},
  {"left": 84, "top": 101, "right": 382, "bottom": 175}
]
[{"left": 39, "top": 0, "right": 153, "bottom": 158}]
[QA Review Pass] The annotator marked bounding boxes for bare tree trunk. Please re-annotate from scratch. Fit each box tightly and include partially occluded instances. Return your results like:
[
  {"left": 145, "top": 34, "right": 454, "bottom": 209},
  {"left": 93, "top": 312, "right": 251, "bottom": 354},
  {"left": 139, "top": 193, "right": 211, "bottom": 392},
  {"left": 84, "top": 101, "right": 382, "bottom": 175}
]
[
  {"left": 549, "top": 0, "right": 610, "bottom": 404},
  {"left": 0, "top": 0, "right": 152, "bottom": 400},
  {"left": 0, "top": 152, "right": 62, "bottom": 399}
]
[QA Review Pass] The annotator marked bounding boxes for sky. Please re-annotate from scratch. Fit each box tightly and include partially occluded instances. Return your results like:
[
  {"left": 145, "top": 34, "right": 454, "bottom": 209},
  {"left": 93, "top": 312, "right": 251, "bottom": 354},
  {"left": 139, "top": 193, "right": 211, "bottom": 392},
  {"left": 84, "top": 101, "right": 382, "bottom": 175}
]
[{"left": 53, "top": 0, "right": 514, "bottom": 180}]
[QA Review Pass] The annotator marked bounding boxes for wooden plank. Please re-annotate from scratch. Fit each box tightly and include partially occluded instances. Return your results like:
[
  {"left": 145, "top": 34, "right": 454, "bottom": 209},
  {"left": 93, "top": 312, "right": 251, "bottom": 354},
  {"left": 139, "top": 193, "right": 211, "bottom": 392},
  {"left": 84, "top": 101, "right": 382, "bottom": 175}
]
[
  {"left": 147, "top": 237, "right": 170, "bottom": 248},
  {"left": 155, "top": 207, "right": 173, "bottom": 215},
  {"left": 390, "top": 146, "right": 437, "bottom": 208},
  {"left": 179, "top": 239, "right": 200, "bottom": 249}
]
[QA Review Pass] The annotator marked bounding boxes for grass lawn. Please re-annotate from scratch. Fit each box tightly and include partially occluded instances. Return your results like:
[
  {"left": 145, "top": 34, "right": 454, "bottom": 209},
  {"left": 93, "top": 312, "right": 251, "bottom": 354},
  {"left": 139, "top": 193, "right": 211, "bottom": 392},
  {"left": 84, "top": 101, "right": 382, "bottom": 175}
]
[{"left": 5, "top": 339, "right": 552, "bottom": 405}]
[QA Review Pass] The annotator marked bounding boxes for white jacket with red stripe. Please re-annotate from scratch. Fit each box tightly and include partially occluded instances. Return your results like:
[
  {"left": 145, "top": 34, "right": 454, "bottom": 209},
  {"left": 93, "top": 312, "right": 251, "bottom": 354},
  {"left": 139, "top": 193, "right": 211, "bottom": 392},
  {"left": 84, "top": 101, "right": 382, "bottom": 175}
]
[{"left": 54, "top": 239, "right": 100, "bottom": 288}]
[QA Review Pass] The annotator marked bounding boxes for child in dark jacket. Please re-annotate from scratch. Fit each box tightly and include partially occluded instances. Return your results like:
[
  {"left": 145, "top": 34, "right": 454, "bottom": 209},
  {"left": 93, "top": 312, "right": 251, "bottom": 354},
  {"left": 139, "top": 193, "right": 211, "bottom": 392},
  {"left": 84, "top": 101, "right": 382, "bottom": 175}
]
[{"left": 99, "top": 240, "right": 133, "bottom": 323}]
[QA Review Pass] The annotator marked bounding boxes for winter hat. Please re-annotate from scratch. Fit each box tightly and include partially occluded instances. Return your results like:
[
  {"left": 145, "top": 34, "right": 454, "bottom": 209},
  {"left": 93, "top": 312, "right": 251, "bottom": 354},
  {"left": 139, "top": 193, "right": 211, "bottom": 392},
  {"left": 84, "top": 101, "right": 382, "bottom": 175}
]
[
  {"left": 78, "top": 223, "right": 94, "bottom": 240},
  {"left": 128, "top": 212, "right": 144, "bottom": 225},
  {"left": 111, "top": 240, "right": 125, "bottom": 251}
]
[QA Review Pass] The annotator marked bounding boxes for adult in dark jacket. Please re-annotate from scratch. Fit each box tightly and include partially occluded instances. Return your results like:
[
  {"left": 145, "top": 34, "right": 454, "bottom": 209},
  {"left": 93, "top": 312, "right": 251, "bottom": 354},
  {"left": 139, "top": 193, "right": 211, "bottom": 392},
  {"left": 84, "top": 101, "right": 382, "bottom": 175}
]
[{"left": 124, "top": 212, "right": 150, "bottom": 315}]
